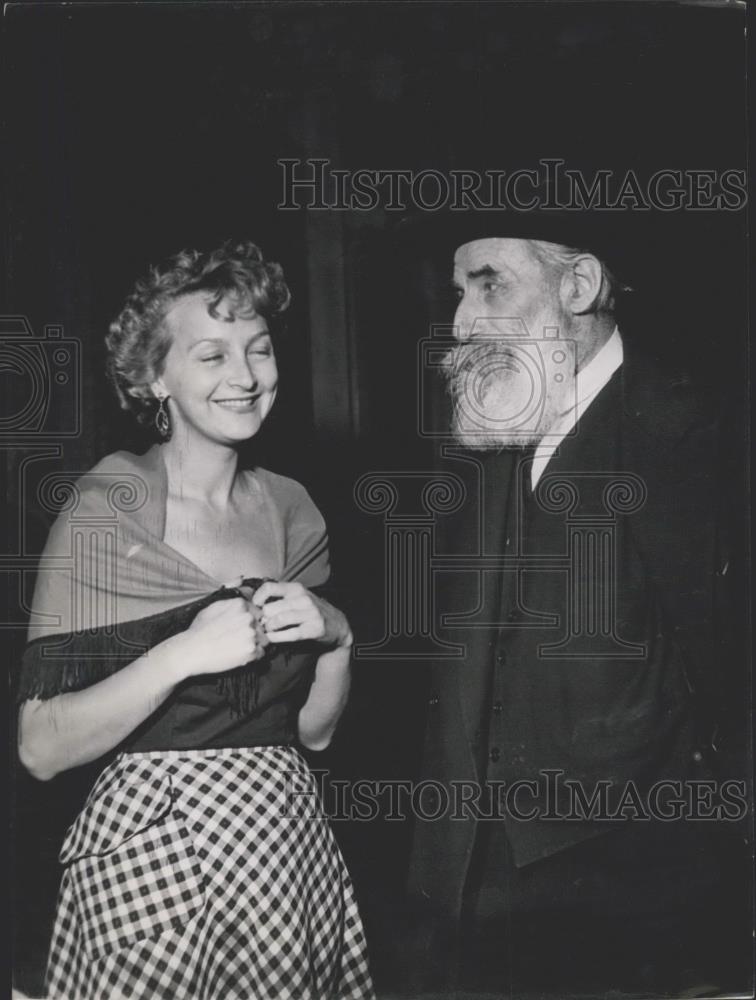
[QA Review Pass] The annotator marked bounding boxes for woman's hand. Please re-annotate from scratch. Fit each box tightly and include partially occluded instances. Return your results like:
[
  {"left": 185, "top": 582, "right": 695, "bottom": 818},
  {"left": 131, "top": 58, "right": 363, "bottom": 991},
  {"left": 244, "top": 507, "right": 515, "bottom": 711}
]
[
  {"left": 173, "top": 597, "right": 268, "bottom": 677},
  {"left": 18, "top": 595, "right": 268, "bottom": 782},
  {"left": 251, "top": 582, "right": 353, "bottom": 649}
]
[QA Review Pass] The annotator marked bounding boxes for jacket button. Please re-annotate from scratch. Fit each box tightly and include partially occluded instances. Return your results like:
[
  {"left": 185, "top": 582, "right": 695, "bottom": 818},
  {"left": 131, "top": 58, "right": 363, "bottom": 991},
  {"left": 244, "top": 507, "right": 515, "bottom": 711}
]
[
  {"left": 493, "top": 701, "right": 503, "bottom": 714},
  {"left": 496, "top": 651, "right": 506, "bottom": 666},
  {"left": 428, "top": 694, "right": 439, "bottom": 708},
  {"left": 692, "top": 750, "right": 703, "bottom": 763},
  {"left": 489, "top": 747, "right": 501, "bottom": 763}
]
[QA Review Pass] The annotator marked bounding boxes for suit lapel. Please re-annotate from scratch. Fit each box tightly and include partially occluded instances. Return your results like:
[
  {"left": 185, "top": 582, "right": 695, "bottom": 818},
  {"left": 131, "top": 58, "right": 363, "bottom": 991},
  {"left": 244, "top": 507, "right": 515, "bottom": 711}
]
[{"left": 434, "top": 449, "right": 518, "bottom": 769}]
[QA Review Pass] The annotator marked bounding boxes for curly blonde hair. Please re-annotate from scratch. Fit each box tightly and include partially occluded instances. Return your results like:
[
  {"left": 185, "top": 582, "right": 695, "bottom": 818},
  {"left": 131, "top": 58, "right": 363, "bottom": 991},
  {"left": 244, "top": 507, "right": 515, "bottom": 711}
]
[{"left": 106, "top": 240, "right": 290, "bottom": 425}]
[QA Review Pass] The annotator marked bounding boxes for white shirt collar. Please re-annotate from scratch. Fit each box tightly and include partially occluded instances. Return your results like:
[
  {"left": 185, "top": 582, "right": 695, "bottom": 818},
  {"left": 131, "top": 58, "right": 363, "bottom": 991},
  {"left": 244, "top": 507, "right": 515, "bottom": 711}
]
[
  {"left": 531, "top": 327, "right": 623, "bottom": 489},
  {"left": 572, "top": 326, "right": 624, "bottom": 408}
]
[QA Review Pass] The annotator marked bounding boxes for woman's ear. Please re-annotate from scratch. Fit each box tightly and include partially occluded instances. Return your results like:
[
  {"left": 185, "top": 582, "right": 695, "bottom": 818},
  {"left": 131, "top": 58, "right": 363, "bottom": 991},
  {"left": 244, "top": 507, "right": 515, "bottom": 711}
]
[
  {"left": 150, "top": 378, "right": 168, "bottom": 400},
  {"left": 560, "top": 254, "right": 604, "bottom": 315}
]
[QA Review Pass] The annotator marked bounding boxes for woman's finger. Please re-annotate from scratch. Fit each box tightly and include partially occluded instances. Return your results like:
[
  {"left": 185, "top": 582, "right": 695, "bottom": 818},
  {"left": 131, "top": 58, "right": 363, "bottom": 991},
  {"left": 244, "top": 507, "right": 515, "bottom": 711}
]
[
  {"left": 264, "top": 624, "right": 314, "bottom": 644},
  {"left": 260, "top": 594, "right": 313, "bottom": 621},
  {"left": 252, "top": 581, "right": 306, "bottom": 607},
  {"left": 251, "top": 581, "right": 286, "bottom": 606},
  {"left": 264, "top": 606, "right": 322, "bottom": 634}
]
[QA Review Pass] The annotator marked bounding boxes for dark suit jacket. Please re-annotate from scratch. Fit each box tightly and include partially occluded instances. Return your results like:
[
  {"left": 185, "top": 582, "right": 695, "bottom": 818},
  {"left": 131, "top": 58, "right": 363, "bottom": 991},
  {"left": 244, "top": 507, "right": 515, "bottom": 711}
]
[{"left": 406, "top": 347, "right": 744, "bottom": 950}]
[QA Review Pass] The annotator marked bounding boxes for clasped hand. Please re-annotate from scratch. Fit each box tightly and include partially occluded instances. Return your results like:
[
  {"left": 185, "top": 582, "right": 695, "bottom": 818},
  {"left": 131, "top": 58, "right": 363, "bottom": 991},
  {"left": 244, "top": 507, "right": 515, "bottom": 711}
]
[
  {"left": 252, "top": 581, "right": 353, "bottom": 649},
  {"left": 181, "top": 582, "right": 351, "bottom": 678}
]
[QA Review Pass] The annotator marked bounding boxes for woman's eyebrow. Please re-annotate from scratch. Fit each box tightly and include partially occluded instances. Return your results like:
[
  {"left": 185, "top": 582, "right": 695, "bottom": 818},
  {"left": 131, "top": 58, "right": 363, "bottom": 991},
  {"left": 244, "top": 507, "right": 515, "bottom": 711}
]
[
  {"left": 188, "top": 330, "right": 270, "bottom": 349},
  {"left": 188, "top": 337, "right": 225, "bottom": 349}
]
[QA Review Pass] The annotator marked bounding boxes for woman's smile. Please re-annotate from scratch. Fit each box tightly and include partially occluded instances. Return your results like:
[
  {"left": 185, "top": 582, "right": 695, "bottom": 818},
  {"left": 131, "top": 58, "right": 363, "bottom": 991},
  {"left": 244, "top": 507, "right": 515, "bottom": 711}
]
[{"left": 213, "top": 394, "right": 260, "bottom": 412}]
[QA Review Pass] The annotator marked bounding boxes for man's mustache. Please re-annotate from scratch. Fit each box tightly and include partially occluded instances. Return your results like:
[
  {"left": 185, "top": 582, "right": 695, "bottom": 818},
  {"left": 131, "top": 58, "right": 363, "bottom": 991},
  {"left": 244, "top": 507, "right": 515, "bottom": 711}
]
[{"left": 441, "top": 342, "right": 524, "bottom": 389}]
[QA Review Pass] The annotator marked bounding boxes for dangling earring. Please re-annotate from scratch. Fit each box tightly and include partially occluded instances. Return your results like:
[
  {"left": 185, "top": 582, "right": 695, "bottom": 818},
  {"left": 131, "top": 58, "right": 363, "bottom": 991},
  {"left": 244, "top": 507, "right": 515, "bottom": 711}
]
[{"left": 155, "top": 395, "right": 172, "bottom": 440}]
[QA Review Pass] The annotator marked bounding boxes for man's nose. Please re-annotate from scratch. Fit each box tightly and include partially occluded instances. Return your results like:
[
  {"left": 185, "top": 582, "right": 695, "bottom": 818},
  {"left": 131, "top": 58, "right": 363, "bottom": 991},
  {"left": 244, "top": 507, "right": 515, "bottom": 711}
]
[{"left": 453, "top": 298, "right": 472, "bottom": 342}]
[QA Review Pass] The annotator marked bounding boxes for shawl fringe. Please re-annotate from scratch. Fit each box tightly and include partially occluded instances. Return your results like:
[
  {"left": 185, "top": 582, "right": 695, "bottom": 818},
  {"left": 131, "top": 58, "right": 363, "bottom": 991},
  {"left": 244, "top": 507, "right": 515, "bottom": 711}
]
[{"left": 18, "top": 579, "right": 282, "bottom": 717}]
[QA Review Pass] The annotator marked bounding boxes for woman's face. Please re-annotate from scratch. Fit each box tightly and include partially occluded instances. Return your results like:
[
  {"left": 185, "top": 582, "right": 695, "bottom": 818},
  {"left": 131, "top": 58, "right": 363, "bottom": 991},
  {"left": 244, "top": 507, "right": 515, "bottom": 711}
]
[{"left": 152, "top": 292, "right": 278, "bottom": 447}]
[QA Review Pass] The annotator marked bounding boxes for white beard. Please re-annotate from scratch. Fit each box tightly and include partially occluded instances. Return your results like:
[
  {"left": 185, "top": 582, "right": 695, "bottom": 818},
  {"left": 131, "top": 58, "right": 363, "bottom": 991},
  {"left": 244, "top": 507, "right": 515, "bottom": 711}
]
[{"left": 442, "top": 340, "right": 575, "bottom": 450}]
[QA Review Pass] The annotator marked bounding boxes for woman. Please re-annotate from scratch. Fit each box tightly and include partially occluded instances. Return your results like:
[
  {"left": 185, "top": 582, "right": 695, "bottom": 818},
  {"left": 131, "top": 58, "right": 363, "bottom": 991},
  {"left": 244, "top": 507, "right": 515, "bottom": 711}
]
[{"left": 17, "top": 241, "right": 374, "bottom": 1000}]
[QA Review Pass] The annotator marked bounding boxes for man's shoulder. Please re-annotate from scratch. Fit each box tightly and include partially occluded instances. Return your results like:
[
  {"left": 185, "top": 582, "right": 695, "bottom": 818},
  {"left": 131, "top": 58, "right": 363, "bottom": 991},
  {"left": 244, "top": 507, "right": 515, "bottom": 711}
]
[{"left": 619, "top": 347, "right": 720, "bottom": 447}]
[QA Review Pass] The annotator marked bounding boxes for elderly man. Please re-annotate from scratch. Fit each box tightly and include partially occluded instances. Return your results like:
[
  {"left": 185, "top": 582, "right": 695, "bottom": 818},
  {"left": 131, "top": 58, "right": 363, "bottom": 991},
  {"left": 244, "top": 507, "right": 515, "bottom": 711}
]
[{"left": 405, "top": 216, "right": 750, "bottom": 996}]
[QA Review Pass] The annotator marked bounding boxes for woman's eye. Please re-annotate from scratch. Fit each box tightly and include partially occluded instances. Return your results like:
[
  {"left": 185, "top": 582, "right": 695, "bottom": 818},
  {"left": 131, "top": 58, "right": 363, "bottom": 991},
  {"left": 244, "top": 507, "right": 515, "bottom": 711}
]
[
  {"left": 249, "top": 347, "right": 272, "bottom": 358},
  {"left": 483, "top": 281, "right": 501, "bottom": 294},
  {"left": 200, "top": 354, "right": 223, "bottom": 363}
]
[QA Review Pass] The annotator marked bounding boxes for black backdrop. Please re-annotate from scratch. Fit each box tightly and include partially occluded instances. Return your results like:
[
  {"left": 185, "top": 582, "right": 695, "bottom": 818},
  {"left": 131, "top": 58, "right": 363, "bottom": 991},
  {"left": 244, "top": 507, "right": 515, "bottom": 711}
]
[{"left": 5, "top": 3, "right": 748, "bottom": 994}]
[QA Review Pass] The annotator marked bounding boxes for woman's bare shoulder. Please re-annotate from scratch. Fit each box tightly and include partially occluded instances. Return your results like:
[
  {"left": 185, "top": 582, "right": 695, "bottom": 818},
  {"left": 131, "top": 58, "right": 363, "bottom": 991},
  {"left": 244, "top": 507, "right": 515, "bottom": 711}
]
[
  {"left": 88, "top": 446, "right": 160, "bottom": 477},
  {"left": 245, "top": 466, "right": 313, "bottom": 507}
]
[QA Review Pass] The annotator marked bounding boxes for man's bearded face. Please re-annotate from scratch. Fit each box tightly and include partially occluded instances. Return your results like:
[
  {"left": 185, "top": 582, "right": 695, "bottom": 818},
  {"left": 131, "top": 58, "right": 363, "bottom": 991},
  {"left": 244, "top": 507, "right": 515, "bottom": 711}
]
[{"left": 444, "top": 238, "right": 577, "bottom": 450}]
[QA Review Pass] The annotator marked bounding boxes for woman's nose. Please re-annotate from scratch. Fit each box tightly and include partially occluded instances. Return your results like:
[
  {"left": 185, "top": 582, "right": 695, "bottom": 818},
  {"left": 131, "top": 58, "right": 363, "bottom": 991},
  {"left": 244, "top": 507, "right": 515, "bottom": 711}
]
[{"left": 228, "top": 356, "right": 257, "bottom": 389}]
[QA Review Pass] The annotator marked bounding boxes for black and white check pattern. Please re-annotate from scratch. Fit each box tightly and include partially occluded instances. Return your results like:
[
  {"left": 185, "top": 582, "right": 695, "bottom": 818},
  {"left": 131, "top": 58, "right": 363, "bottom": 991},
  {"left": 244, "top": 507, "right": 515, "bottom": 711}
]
[{"left": 46, "top": 747, "right": 374, "bottom": 999}]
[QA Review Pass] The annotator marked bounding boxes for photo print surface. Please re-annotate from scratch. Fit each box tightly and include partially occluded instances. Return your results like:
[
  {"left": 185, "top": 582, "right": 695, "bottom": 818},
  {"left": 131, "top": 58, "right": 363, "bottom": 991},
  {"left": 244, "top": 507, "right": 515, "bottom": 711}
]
[{"left": 5, "top": 3, "right": 751, "bottom": 999}]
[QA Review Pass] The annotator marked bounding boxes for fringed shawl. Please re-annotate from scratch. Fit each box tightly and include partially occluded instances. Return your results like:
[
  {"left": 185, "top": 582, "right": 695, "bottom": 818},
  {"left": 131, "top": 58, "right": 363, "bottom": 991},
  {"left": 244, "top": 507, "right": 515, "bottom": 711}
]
[{"left": 18, "top": 445, "right": 330, "bottom": 718}]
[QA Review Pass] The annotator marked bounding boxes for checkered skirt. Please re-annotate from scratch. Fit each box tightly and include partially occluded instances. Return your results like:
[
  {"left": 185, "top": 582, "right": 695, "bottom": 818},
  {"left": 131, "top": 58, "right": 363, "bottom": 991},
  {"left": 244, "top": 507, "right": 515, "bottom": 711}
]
[{"left": 45, "top": 746, "right": 374, "bottom": 999}]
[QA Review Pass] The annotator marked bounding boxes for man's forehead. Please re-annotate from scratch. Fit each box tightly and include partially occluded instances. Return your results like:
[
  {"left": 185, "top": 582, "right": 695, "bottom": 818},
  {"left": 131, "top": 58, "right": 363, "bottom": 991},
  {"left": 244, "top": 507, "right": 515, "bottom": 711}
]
[{"left": 452, "top": 237, "right": 536, "bottom": 276}]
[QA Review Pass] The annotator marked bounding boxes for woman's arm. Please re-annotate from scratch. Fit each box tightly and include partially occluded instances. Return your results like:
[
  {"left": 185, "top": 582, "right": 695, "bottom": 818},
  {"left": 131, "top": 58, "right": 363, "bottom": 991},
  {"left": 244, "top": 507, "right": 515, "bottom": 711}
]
[
  {"left": 298, "top": 643, "right": 352, "bottom": 752},
  {"left": 19, "top": 640, "right": 189, "bottom": 781},
  {"left": 252, "top": 581, "right": 354, "bottom": 751},
  {"left": 18, "top": 598, "right": 262, "bottom": 781}
]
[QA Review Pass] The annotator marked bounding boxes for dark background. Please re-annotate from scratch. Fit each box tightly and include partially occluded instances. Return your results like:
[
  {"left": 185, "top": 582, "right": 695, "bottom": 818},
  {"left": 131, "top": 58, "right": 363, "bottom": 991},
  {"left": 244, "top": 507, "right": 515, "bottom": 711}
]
[{"left": 4, "top": 2, "right": 748, "bottom": 994}]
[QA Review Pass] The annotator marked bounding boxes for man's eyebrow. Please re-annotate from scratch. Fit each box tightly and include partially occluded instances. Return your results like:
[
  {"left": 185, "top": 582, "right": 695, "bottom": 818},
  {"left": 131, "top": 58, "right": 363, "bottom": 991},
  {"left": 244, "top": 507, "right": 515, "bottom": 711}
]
[
  {"left": 467, "top": 265, "right": 504, "bottom": 280},
  {"left": 450, "top": 265, "right": 501, "bottom": 289}
]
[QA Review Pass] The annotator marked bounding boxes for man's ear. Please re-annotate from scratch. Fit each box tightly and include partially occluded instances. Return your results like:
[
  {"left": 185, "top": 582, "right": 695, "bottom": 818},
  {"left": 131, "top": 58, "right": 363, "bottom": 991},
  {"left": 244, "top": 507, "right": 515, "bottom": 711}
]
[{"left": 559, "top": 255, "right": 604, "bottom": 315}]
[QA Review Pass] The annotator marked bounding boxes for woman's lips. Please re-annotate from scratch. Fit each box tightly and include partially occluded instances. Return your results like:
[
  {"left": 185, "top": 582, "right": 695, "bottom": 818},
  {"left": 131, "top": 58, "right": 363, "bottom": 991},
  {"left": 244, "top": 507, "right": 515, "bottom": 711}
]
[{"left": 214, "top": 396, "right": 259, "bottom": 412}]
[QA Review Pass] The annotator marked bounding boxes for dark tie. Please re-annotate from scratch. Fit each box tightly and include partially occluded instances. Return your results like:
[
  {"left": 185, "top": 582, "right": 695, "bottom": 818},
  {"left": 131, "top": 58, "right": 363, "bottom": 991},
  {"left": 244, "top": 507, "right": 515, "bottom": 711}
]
[{"left": 516, "top": 444, "right": 538, "bottom": 501}]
